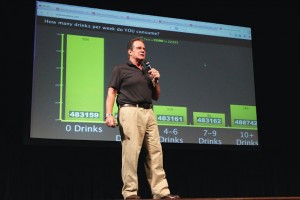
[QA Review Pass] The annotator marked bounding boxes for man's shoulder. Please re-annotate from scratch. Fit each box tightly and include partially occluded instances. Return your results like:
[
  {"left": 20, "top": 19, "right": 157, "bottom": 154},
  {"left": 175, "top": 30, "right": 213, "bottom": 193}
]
[
  {"left": 116, "top": 63, "right": 128, "bottom": 67},
  {"left": 114, "top": 62, "right": 133, "bottom": 69}
]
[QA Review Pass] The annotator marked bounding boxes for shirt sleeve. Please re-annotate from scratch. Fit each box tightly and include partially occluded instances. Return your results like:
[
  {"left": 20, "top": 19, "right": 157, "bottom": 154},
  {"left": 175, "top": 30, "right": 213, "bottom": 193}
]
[{"left": 108, "top": 65, "right": 121, "bottom": 90}]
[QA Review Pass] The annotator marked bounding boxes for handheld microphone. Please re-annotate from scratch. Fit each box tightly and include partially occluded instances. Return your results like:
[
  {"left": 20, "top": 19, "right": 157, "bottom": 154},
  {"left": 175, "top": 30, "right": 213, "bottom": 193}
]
[
  {"left": 143, "top": 60, "right": 152, "bottom": 70},
  {"left": 143, "top": 60, "right": 158, "bottom": 87}
]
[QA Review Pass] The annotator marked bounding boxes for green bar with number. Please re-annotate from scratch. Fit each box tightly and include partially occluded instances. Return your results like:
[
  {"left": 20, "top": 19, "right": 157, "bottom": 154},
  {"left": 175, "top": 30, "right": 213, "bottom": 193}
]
[
  {"left": 153, "top": 105, "right": 187, "bottom": 125},
  {"left": 193, "top": 112, "right": 225, "bottom": 127},
  {"left": 64, "top": 35, "right": 104, "bottom": 122},
  {"left": 230, "top": 104, "right": 257, "bottom": 129}
]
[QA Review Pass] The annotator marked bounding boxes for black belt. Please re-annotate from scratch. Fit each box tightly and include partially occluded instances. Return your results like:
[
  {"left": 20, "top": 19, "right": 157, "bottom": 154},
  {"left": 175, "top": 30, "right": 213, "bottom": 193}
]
[{"left": 119, "top": 103, "right": 153, "bottom": 109}]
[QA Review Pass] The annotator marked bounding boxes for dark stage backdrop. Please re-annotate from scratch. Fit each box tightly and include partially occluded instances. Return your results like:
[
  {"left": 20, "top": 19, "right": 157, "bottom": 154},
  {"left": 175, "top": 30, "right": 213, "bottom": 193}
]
[{"left": 2, "top": 1, "right": 300, "bottom": 200}]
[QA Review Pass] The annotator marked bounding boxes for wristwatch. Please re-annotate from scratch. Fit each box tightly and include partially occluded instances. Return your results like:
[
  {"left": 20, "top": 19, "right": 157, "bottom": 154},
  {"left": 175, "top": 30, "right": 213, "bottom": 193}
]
[{"left": 105, "top": 113, "right": 113, "bottom": 119}]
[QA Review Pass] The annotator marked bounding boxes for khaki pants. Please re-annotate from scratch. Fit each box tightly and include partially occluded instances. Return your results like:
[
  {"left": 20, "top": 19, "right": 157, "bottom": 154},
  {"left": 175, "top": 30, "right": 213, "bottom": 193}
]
[{"left": 118, "top": 106, "right": 170, "bottom": 199}]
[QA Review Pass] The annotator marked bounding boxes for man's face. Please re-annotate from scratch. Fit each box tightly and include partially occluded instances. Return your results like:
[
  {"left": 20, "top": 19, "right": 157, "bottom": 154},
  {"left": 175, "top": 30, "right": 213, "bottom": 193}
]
[{"left": 129, "top": 41, "right": 146, "bottom": 61}]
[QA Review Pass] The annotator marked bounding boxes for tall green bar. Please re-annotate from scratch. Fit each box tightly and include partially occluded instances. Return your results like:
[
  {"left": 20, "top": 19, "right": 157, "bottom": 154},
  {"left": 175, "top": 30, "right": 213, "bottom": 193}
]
[
  {"left": 230, "top": 104, "right": 257, "bottom": 129},
  {"left": 64, "top": 35, "right": 104, "bottom": 122}
]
